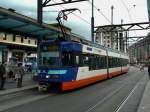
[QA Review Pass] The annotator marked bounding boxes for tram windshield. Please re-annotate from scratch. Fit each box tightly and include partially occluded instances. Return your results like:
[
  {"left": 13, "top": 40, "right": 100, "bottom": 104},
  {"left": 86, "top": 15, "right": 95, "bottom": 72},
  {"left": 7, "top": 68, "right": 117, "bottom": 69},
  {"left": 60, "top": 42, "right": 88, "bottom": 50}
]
[{"left": 40, "top": 45, "right": 60, "bottom": 67}]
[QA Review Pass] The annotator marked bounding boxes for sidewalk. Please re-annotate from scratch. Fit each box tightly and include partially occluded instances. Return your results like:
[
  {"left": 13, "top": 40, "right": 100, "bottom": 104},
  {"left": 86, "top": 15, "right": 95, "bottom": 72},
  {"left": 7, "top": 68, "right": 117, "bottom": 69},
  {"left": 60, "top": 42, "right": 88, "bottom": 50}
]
[
  {"left": 137, "top": 78, "right": 150, "bottom": 112},
  {"left": 0, "top": 74, "right": 38, "bottom": 96}
]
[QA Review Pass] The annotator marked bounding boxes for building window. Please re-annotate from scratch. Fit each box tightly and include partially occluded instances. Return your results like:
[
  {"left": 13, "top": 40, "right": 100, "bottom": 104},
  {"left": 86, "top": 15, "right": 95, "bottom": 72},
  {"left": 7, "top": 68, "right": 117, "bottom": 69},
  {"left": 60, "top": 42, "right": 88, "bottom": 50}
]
[
  {"left": 13, "top": 35, "right": 16, "bottom": 42},
  {"left": 28, "top": 39, "right": 30, "bottom": 44},
  {"left": 21, "top": 36, "right": 24, "bottom": 43},
  {"left": 3, "top": 33, "right": 7, "bottom": 40},
  {"left": 107, "top": 40, "right": 110, "bottom": 43},
  {"left": 35, "top": 40, "right": 37, "bottom": 45}
]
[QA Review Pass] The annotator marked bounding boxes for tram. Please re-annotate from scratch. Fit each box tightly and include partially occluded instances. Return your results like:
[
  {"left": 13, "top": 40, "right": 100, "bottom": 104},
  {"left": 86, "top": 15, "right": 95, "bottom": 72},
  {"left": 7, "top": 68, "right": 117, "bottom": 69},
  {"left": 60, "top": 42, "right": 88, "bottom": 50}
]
[{"left": 38, "top": 39, "right": 129, "bottom": 91}]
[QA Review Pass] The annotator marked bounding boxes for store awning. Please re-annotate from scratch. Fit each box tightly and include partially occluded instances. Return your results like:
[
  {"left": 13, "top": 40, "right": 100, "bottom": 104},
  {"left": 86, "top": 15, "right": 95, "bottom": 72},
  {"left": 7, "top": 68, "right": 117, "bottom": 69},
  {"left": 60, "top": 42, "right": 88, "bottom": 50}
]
[{"left": 0, "top": 7, "right": 60, "bottom": 39}]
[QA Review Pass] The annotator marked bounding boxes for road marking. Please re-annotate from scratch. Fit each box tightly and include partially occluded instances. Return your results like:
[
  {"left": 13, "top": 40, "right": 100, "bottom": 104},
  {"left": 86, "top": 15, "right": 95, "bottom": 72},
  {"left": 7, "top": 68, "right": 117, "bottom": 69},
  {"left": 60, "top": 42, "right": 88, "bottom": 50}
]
[
  {"left": 85, "top": 69, "right": 146, "bottom": 112},
  {"left": 115, "top": 76, "right": 146, "bottom": 112},
  {"left": 85, "top": 85, "right": 124, "bottom": 112},
  {"left": 0, "top": 93, "right": 56, "bottom": 111}
]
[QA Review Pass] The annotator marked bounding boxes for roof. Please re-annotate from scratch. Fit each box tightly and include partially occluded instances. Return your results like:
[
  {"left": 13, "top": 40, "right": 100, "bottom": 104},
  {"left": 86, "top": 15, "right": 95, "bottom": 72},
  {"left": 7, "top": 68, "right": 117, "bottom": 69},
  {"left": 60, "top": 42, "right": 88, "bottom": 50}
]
[{"left": 0, "top": 7, "right": 61, "bottom": 38}]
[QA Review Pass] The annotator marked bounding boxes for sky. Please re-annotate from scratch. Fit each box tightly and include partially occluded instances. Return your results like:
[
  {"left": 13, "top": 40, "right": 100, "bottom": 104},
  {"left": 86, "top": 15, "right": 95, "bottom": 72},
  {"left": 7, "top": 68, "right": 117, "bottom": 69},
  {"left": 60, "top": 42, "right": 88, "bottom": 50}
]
[{"left": 0, "top": 0, "right": 149, "bottom": 41}]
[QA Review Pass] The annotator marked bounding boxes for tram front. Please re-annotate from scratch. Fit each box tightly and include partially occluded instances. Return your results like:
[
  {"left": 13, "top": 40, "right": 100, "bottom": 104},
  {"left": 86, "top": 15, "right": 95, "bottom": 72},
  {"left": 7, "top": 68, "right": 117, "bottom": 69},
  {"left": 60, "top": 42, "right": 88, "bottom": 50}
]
[{"left": 38, "top": 41, "right": 79, "bottom": 91}]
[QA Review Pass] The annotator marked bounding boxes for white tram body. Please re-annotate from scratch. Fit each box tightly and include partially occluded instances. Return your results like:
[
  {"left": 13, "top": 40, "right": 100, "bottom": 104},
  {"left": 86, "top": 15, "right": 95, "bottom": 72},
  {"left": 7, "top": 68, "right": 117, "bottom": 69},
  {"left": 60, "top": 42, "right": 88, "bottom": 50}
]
[{"left": 38, "top": 41, "right": 129, "bottom": 91}]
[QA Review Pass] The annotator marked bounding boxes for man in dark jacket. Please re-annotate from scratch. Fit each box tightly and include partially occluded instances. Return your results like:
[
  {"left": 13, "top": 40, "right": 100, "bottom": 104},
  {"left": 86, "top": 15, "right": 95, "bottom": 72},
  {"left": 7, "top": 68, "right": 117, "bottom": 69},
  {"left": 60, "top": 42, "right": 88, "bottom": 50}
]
[{"left": 0, "top": 62, "right": 6, "bottom": 90}]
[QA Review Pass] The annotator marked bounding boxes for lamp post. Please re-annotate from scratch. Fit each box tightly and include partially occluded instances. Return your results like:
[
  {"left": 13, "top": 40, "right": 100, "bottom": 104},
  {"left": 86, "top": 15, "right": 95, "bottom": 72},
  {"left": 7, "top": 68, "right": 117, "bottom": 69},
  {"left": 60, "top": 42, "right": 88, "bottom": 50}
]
[
  {"left": 110, "top": 5, "right": 114, "bottom": 48},
  {"left": 111, "top": 5, "right": 114, "bottom": 25},
  {"left": 91, "top": 0, "right": 94, "bottom": 42}
]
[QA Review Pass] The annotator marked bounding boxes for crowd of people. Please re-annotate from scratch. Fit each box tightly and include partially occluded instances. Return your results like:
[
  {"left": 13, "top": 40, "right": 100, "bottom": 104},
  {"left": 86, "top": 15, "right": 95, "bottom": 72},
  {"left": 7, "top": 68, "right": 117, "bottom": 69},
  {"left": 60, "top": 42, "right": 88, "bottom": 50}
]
[{"left": 0, "top": 62, "right": 25, "bottom": 90}]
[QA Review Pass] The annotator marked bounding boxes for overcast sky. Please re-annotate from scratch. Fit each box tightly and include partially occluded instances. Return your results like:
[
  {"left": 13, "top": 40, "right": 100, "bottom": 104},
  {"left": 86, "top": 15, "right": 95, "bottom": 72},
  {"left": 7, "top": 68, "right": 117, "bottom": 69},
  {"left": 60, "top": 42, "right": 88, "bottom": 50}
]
[{"left": 0, "top": 0, "right": 149, "bottom": 41}]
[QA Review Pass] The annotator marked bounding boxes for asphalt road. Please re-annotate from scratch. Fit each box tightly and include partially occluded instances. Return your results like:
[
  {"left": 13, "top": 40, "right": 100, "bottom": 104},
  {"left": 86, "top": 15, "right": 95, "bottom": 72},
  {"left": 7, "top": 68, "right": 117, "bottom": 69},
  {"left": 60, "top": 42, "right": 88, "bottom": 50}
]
[{"left": 1, "top": 67, "right": 149, "bottom": 112}]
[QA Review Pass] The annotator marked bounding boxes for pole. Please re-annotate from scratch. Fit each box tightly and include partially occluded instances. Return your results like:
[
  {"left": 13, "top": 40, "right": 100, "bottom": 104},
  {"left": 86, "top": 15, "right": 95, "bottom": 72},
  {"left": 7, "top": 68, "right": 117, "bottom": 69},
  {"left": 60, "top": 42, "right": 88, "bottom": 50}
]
[
  {"left": 110, "top": 5, "right": 114, "bottom": 48},
  {"left": 37, "top": 0, "right": 43, "bottom": 24},
  {"left": 111, "top": 5, "right": 114, "bottom": 25},
  {"left": 91, "top": 0, "right": 94, "bottom": 42}
]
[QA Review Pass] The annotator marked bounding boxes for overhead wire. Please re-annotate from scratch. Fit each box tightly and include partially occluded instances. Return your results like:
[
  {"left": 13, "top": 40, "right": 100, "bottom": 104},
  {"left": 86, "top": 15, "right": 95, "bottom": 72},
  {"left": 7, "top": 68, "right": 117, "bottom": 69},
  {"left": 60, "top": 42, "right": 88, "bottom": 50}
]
[
  {"left": 48, "top": 0, "right": 112, "bottom": 25},
  {"left": 88, "top": 0, "right": 111, "bottom": 24},
  {"left": 51, "top": 0, "right": 91, "bottom": 25},
  {"left": 119, "top": 0, "right": 137, "bottom": 40},
  {"left": 119, "top": 0, "right": 133, "bottom": 23}
]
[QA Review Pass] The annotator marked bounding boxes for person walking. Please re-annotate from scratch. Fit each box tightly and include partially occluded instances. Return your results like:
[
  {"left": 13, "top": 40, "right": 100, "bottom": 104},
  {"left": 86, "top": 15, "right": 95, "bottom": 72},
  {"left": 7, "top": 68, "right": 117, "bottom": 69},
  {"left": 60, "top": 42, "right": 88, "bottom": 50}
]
[
  {"left": 0, "top": 62, "right": 6, "bottom": 90},
  {"left": 148, "top": 64, "right": 150, "bottom": 78},
  {"left": 140, "top": 64, "right": 144, "bottom": 71},
  {"left": 15, "top": 63, "right": 25, "bottom": 88}
]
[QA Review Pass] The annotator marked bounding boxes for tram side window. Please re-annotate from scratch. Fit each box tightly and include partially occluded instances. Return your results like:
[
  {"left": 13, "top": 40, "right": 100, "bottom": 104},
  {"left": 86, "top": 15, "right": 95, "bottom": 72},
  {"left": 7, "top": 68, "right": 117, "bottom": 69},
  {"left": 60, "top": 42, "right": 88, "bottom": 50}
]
[
  {"left": 117, "top": 58, "right": 120, "bottom": 67},
  {"left": 62, "top": 51, "right": 83, "bottom": 67},
  {"left": 82, "top": 55, "right": 89, "bottom": 66},
  {"left": 95, "top": 56, "right": 100, "bottom": 69},
  {"left": 109, "top": 57, "right": 119, "bottom": 68},
  {"left": 62, "top": 51, "right": 74, "bottom": 66},
  {"left": 62, "top": 51, "right": 109, "bottom": 69},
  {"left": 88, "top": 55, "right": 94, "bottom": 70},
  {"left": 99, "top": 56, "right": 107, "bottom": 69},
  {"left": 89, "top": 55, "right": 107, "bottom": 70},
  {"left": 108, "top": 57, "right": 112, "bottom": 68},
  {"left": 118, "top": 58, "right": 121, "bottom": 66},
  {"left": 121, "top": 59, "right": 128, "bottom": 66}
]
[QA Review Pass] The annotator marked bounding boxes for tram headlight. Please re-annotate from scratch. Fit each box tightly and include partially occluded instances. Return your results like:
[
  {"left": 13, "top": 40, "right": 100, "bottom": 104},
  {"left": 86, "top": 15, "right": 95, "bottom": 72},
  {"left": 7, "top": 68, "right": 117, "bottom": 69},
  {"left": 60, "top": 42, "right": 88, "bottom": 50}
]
[{"left": 46, "top": 75, "right": 50, "bottom": 79}]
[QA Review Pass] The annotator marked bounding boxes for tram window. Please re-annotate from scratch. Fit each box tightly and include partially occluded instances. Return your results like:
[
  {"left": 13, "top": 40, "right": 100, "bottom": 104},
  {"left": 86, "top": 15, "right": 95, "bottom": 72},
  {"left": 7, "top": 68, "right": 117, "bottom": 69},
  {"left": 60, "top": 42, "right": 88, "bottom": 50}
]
[
  {"left": 88, "top": 55, "right": 93, "bottom": 70},
  {"left": 62, "top": 51, "right": 82, "bottom": 67},
  {"left": 108, "top": 57, "right": 111, "bottom": 68},
  {"left": 62, "top": 52, "right": 72, "bottom": 66},
  {"left": 82, "top": 56, "right": 89, "bottom": 66},
  {"left": 42, "top": 52, "right": 60, "bottom": 67},
  {"left": 76, "top": 56, "right": 79, "bottom": 65},
  {"left": 117, "top": 58, "right": 119, "bottom": 67},
  {"left": 96, "top": 56, "right": 100, "bottom": 69}
]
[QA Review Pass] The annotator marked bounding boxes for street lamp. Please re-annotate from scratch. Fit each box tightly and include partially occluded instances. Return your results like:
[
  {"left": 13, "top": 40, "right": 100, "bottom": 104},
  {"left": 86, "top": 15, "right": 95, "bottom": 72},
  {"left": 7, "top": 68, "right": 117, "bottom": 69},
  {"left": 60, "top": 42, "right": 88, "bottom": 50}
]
[
  {"left": 91, "top": 0, "right": 94, "bottom": 42},
  {"left": 111, "top": 5, "right": 114, "bottom": 25}
]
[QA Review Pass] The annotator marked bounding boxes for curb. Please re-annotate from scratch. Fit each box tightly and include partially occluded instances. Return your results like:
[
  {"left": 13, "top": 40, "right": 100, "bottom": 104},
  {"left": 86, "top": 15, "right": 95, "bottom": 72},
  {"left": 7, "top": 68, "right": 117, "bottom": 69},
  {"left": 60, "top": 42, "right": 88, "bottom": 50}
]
[
  {"left": 137, "top": 80, "right": 150, "bottom": 112},
  {"left": 0, "top": 84, "right": 38, "bottom": 96}
]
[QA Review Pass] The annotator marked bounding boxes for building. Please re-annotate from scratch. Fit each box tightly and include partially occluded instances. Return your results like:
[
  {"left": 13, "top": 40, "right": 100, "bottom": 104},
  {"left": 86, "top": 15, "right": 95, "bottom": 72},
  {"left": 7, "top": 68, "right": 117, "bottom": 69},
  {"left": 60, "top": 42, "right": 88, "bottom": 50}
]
[
  {"left": 0, "top": 7, "right": 86, "bottom": 64},
  {"left": 128, "top": 34, "right": 150, "bottom": 64},
  {"left": 95, "top": 26, "right": 127, "bottom": 53},
  {"left": 128, "top": 0, "right": 150, "bottom": 64},
  {"left": 0, "top": 32, "right": 37, "bottom": 64}
]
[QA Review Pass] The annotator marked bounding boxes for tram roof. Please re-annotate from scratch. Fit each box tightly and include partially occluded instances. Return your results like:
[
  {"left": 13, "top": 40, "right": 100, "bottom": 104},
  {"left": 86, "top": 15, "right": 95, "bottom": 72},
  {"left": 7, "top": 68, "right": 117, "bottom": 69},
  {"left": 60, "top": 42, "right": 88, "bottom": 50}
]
[{"left": 0, "top": 7, "right": 60, "bottom": 38}]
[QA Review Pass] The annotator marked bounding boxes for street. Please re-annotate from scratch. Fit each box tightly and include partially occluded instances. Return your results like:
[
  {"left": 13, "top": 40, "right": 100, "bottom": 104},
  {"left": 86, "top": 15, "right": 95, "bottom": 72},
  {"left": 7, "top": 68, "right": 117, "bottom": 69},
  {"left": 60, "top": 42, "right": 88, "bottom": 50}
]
[{"left": 0, "top": 67, "right": 148, "bottom": 112}]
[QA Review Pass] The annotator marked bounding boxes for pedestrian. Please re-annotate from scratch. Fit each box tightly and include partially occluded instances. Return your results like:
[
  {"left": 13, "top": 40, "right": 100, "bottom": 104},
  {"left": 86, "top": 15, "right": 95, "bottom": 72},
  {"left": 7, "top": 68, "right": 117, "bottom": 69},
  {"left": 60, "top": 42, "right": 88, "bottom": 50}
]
[
  {"left": 148, "top": 64, "right": 150, "bottom": 78},
  {"left": 140, "top": 64, "right": 144, "bottom": 71},
  {"left": 15, "top": 63, "right": 25, "bottom": 88},
  {"left": 0, "top": 62, "right": 6, "bottom": 90}
]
